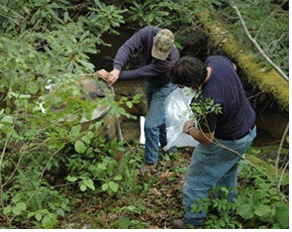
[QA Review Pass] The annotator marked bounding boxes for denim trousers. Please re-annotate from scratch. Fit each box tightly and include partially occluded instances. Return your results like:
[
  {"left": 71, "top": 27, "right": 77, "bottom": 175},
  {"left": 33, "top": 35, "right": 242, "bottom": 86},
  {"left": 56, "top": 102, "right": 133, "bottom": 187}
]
[
  {"left": 184, "top": 126, "right": 257, "bottom": 226},
  {"left": 144, "top": 82, "right": 177, "bottom": 164}
]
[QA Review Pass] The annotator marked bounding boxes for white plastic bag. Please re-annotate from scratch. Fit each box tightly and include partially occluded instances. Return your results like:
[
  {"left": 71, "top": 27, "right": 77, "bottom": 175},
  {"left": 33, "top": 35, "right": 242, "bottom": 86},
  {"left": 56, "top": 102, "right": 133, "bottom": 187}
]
[{"left": 163, "top": 87, "right": 199, "bottom": 151}]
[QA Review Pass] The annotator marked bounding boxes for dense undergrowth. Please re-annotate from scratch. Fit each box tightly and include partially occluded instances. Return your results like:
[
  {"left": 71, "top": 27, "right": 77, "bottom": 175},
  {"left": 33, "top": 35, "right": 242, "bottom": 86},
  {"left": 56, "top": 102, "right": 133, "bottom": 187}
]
[
  {"left": 1, "top": 142, "right": 288, "bottom": 229},
  {"left": 0, "top": 0, "right": 289, "bottom": 229}
]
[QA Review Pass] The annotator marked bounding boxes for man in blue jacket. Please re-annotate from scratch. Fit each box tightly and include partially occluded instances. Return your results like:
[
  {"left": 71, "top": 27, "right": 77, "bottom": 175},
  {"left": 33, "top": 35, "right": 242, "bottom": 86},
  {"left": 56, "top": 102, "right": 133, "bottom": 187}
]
[
  {"left": 170, "top": 55, "right": 256, "bottom": 228},
  {"left": 97, "top": 26, "right": 179, "bottom": 169}
]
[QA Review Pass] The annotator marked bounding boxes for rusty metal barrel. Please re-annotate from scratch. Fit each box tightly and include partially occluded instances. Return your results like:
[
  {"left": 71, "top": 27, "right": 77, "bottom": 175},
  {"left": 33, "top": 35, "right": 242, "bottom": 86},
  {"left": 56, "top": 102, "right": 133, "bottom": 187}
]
[{"left": 50, "top": 75, "right": 122, "bottom": 142}]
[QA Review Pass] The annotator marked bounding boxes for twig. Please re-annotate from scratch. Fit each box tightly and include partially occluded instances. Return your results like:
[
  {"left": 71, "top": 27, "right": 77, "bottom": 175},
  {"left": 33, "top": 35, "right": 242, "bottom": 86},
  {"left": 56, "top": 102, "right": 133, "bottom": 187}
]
[
  {"left": 195, "top": 122, "right": 276, "bottom": 182},
  {"left": 212, "top": 138, "right": 276, "bottom": 182},
  {"left": 254, "top": 8, "right": 275, "bottom": 40},
  {"left": 26, "top": 142, "right": 68, "bottom": 204},
  {"left": 279, "top": 161, "right": 289, "bottom": 193},
  {"left": 2, "top": 138, "right": 51, "bottom": 188},
  {"left": 0, "top": 113, "right": 19, "bottom": 226},
  {"left": 275, "top": 121, "right": 289, "bottom": 200},
  {"left": 230, "top": 1, "right": 289, "bottom": 82},
  {"left": 0, "top": 138, "right": 11, "bottom": 224}
]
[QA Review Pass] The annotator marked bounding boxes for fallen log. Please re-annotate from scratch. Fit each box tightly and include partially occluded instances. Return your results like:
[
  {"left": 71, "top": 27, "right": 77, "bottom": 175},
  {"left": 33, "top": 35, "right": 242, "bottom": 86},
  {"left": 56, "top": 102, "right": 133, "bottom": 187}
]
[{"left": 193, "top": 7, "right": 289, "bottom": 111}]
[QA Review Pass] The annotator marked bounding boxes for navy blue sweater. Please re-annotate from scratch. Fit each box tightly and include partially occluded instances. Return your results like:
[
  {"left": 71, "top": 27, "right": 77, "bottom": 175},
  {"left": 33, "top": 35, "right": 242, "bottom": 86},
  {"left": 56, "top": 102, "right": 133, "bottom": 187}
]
[
  {"left": 113, "top": 26, "right": 179, "bottom": 87},
  {"left": 194, "top": 55, "right": 256, "bottom": 140}
]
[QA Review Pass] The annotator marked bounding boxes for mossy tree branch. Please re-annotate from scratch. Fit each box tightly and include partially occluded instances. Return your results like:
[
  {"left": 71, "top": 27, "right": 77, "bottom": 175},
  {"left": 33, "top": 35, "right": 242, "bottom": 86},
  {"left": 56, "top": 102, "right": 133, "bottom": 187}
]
[
  {"left": 230, "top": 1, "right": 289, "bottom": 82},
  {"left": 194, "top": 4, "right": 289, "bottom": 111}
]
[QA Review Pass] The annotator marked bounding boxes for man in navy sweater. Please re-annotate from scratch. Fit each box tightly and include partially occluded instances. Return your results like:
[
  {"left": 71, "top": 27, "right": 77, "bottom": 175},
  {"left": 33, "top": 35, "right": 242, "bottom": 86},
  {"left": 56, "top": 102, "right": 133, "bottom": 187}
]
[
  {"left": 97, "top": 26, "right": 179, "bottom": 169},
  {"left": 170, "top": 55, "right": 256, "bottom": 228}
]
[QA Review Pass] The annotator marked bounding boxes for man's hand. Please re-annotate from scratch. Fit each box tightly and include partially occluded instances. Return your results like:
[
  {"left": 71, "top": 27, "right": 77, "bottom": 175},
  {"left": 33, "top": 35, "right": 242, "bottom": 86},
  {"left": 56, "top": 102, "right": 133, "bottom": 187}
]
[
  {"left": 95, "top": 68, "right": 120, "bottom": 86},
  {"left": 183, "top": 120, "right": 214, "bottom": 145},
  {"left": 182, "top": 120, "right": 196, "bottom": 134},
  {"left": 95, "top": 69, "right": 109, "bottom": 79},
  {"left": 107, "top": 68, "right": 120, "bottom": 86}
]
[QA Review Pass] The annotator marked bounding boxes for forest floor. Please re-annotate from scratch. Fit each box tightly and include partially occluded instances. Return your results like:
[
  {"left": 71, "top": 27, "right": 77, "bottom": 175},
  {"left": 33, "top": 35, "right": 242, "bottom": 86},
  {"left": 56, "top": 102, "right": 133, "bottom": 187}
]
[
  {"left": 55, "top": 143, "right": 288, "bottom": 229},
  {"left": 57, "top": 146, "right": 192, "bottom": 229},
  {"left": 50, "top": 118, "right": 289, "bottom": 229}
]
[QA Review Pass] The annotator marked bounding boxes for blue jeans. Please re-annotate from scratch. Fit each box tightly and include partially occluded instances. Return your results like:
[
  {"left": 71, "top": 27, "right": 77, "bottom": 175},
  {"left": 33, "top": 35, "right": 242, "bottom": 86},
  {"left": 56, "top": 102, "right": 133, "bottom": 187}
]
[
  {"left": 144, "top": 82, "right": 177, "bottom": 164},
  {"left": 184, "top": 126, "right": 257, "bottom": 226}
]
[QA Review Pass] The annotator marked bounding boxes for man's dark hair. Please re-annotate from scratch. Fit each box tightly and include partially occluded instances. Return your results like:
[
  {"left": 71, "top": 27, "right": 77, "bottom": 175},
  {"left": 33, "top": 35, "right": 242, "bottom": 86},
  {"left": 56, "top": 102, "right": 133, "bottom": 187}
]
[{"left": 170, "top": 56, "right": 207, "bottom": 87}]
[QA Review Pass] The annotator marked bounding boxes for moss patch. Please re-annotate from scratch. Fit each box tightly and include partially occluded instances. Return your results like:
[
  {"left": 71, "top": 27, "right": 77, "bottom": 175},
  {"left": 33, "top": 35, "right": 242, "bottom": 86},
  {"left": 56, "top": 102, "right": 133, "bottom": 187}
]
[
  {"left": 196, "top": 8, "right": 289, "bottom": 111},
  {"left": 246, "top": 154, "right": 289, "bottom": 184}
]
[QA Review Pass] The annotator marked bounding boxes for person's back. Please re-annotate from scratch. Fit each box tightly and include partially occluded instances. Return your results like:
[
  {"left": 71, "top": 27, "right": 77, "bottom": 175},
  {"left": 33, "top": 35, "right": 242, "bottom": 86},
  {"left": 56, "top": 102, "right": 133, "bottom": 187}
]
[
  {"left": 199, "top": 55, "right": 255, "bottom": 140},
  {"left": 113, "top": 25, "right": 179, "bottom": 87},
  {"left": 169, "top": 55, "right": 257, "bottom": 228}
]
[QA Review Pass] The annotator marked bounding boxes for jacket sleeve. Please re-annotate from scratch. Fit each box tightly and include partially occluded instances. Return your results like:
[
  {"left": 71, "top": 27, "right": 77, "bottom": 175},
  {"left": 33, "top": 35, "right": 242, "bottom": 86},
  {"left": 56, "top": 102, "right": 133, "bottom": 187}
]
[
  {"left": 119, "top": 59, "right": 173, "bottom": 80},
  {"left": 113, "top": 26, "right": 152, "bottom": 71}
]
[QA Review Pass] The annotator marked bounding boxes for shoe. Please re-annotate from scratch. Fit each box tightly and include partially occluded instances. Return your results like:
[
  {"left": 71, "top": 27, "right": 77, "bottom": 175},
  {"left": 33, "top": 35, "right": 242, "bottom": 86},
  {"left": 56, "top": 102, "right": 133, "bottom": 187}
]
[
  {"left": 166, "top": 146, "right": 178, "bottom": 154},
  {"left": 172, "top": 220, "right": 203, "bottom": 229},
  {"left": 172, "top": 220, "right": 187, "bottom": 229},
  {"left": 139, "top": 162, "right": 157, "bottom": 174}
]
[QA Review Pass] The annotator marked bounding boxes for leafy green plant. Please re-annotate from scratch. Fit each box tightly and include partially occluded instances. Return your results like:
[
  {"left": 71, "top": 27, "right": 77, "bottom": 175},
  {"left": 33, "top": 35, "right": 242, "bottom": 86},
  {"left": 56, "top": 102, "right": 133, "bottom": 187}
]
[
  {"left": 27, "top": 209, "right": 58, "bottom": 229},
  {"left": 0, "top": 0, "right": 289, "bottom": 229},
  {"left": 126, "top": 0, "right": 169, "bottom": 27},
  {"left": 89, "top": 0, "right": 128, "bottom": 33},
  {"left": 206, "top": 0, "right": 289, "bottom": 76},
  {"left": 124, "top": 0, "right": 201, "bottom": 38},
  {"left": 188, "top": 159, "right": 288, "bottom": 229},
  {"left": 189, "top": 87, "right": 222, "bottom": 130},
  {"left": 110, "top": 216, "right": 148, "bottom": 229},
  {"left": 0, "top": 0, "right": 133, "bottom": 228},
  {"left": 237, "top": 163, "right": 289, "bottom": 229},
  {"left": 190, "top": 186, "right": 242, "bottom": 229}
]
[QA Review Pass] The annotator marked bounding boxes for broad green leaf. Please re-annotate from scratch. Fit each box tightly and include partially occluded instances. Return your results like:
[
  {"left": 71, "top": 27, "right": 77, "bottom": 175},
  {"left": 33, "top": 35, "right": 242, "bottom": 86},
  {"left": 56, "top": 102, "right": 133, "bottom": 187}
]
[
  {"left": 19, "top": 94, "right": 31, "bottom": 100},
  {"left": 41, "top": 209, "right": 50, "bottom": 214},
  {"left": 81, "top": 135, "right": 91, "bottom": 144},
  {"left": 12, "top": 207, "right": 21, "bottom": 215},
  {"left": 56, "top": 208, "right": 65, "bottom": 217},
  {"left": 102, "top": 183, "right": 109, "bottom": 191},
  {"left": 254, "top": 204, "right": 271, "bottom": 217},
  {"left": 87, "top": 131, "right": 95, "bottom": 139},
  {"left": 109, "top": 181, "right": 119, "bottom": 192},
  {"left": 12, "top": 202, "right": 27, "bottom": 215},
  {"left": 126, "top": 101, "right": 133, "bottom": 108},
  {"left": 35, "top": 212, "right": 42, "bottom": 221},
  {"left": 74, "top": 140, "right": 86, "bottom": 153},
  {"left": 3, "top": 205, "right": 12, "bottom": 215},
  {"left": 98, "top": 163, "right": 107, "bottom": 170},
  {"left": 1, "top": 116, "right": 13, "bottom": 124},
  {"left": 80, "top": 184, "right": 87, "bottom": 192},
  {"left": 114, "top": 174, "right": 123, "bottom": 181},
  {"left": 71, "top": 125, "right": 81, "bottom": 138},
  {"left": 275, "top": 205, "right": 289, "bottom": 229},
  {"left": 42, "top": 215, "right": 54, "bottom": 229},
  {"left": 27, "top": 212, "right": 35, "bottom": 218},
  {"left": 84, "top": 179, "right": 95, "bottom": 190},
  {"left": 17, "top": 202, "right": 27, "bottom": 211},
  {"left": 61, "top": 201, "right": 71, "bottom": 211},
  {"left": 237, "top": 203, "right": 254, "bottom": 219},
  {"left": 67, "top": 176, "right": 78, "bottom": 182}
]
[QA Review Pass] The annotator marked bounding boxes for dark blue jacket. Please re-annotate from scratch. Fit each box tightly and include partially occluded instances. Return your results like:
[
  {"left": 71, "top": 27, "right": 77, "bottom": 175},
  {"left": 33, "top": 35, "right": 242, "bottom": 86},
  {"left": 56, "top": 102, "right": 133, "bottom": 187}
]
[
  {"left": 113, "top": 26, "right": 179, "bottom": 87},
  {"left": 196, "top": 55, "right": 256, "bottom": 140}
]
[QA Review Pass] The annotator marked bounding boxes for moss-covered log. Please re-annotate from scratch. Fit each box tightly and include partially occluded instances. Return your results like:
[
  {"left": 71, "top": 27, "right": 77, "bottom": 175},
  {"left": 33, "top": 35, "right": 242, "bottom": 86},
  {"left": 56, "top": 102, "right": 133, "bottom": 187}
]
[
  {"left": 194, "top": 8, "right": 289, "bottom": 111},
  {"left": 247, "top": 154, "right": 289, "bottom": 184}
]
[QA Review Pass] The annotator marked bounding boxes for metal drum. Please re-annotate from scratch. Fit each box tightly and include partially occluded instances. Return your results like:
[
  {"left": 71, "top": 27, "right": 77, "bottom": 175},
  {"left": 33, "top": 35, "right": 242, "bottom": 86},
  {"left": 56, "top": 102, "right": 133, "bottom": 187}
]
[{"left": 50, "top": 75, "right": 122, "bottom": 142}]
